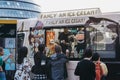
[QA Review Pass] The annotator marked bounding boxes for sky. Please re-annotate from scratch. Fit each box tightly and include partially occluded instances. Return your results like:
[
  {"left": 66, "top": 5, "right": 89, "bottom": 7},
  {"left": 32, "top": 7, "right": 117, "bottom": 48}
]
[{"left": 34, "top": 0, "right": 120, "bottom": 13}]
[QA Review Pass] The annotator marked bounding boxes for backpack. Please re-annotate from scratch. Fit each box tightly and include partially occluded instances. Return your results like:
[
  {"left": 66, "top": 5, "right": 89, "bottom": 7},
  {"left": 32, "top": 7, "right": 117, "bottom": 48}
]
[{"left": 95, "top": 61, "right": 103, "bottom": 80}]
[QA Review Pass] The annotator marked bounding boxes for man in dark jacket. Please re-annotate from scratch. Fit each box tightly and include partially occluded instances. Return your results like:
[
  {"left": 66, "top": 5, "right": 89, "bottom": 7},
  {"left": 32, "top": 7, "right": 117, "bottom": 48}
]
[{"left": 74, "top": 48, "right": 96, "bottom": 80}]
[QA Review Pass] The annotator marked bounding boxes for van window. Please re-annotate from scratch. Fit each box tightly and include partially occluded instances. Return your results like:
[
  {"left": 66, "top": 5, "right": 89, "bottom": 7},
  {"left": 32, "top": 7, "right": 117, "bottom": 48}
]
[{"left": 17, "top": 33, "right": 25, "bottom": 48}]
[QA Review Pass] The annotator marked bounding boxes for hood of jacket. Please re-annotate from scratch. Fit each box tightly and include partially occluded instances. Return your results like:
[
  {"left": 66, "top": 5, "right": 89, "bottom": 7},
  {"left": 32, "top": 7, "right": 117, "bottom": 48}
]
[{"left": 50, "top": 53, "right": 64, "bottom": 61}]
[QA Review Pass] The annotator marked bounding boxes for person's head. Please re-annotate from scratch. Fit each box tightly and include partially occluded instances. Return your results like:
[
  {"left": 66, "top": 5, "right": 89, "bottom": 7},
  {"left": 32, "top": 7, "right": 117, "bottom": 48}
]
[
  {"left": 28, "top": 34, "right": 34, "bottom": 45},
  {"left": 38, "top": 44, "right": 45, "bottom": 52},
  {"left": 64, "top": 28, "right": 69, "bottom": 33},
  {"left": 17, "top": 46, "right": 28, "bottom": 64},
  {"left": 83, "top": 48, "right": 93, "bottom": 58},
  {"left": 0, "top": 47, "right": 4, "bottom": 56},
  {"left": 55, "top": 45, "right": 62, "bottom": 53},
  {"left": 34, "top": 44, "right": 46, "bottom": 65},
  {"left": 91, "top": 52, "right": 100, "bottom": 61}
]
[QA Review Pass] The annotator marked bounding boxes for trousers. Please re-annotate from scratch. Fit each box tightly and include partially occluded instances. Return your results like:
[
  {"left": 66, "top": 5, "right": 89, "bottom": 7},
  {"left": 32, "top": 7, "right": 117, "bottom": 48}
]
[{"left": 0, "top": 72, "right": 6, "bottom": 80}]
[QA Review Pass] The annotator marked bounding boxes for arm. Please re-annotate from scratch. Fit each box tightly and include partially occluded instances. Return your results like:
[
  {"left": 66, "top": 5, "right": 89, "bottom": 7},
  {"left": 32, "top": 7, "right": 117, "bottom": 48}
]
[
  {"left": 61, "top": 53, "right": 68, "bottom": 63},
  {"left": 0, "top": 66, "right": 3, "bottom": 71},
  {"left": 0, "top": 57, "right": 3, "bottom": 71},
  {"left": 74, "top": 62, "right": 81, "bottom": 76},
  {"left": 92, "top": 62, "right": 96, "bottom": 78},
  {"left": 3, "top": 54, "right": 12, "bottom": 62}
]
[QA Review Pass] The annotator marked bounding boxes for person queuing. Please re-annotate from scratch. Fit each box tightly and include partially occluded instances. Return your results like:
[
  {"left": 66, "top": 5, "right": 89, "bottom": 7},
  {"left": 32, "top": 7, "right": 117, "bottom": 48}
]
[
  {"left": 14, "top": 46, "right": 32, "bottom": 80},
  {"left": 49, "top": 45, "right": 68, "bottom": 80},
  {"left": 31, "top": 44, "right": 49, "bottom": 80},
  {"left": 74, "top": 48, "right": 96, "bottom": 80}
]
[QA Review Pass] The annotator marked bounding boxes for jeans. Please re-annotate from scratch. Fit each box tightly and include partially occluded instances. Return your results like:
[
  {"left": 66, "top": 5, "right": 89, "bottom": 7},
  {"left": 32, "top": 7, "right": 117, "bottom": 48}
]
[{"left": 0, "top": 72, "right": 6, "bottom": 80}]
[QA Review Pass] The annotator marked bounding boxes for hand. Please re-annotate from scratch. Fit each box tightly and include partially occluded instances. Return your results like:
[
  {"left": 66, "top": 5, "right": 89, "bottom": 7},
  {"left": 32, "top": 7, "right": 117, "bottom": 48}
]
[
  {"left": 0, "top": 66, "right": 3, "bottom": 71},
  {"left": 9, "top": 54, "right": 13, "bottom": 58},
  {"left": 61, "top": 40, "right": 65, "bottom": 44}
]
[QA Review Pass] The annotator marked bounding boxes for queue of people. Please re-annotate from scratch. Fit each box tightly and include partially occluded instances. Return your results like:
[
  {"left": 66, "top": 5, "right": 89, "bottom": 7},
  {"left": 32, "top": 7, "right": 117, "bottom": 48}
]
[
  {"left": 13, "top": 44, "right": 68, "bottom": 80},
  {"left": 0, "top": 43, "right": 108, "bottom": 80}
]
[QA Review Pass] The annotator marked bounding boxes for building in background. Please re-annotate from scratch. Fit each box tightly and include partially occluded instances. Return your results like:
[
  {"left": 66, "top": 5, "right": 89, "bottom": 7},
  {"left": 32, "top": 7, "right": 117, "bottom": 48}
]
[{"left": 0, "top": 0, "right": 41, "bottom": 19}]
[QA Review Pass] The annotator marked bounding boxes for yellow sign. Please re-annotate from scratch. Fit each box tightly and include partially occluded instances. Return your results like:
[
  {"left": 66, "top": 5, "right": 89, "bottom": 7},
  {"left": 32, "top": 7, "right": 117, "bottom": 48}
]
[{"left": 0, "top": 20, "right": 17, "bottom": 24}]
